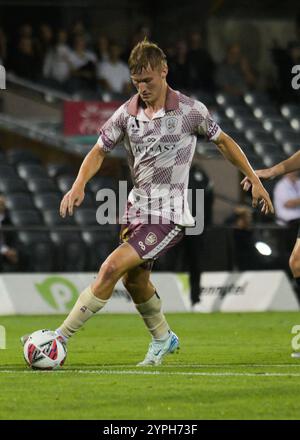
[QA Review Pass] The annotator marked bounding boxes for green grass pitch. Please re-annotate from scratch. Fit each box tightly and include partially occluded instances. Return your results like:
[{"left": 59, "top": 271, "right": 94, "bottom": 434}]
[{"left": 0, "top": 312, "right": 300, "bottom": 420}]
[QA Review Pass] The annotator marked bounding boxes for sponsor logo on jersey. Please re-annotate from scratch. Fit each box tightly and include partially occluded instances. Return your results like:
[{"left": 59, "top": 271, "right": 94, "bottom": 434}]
[
  {"left": 166, "top": 117, "right": 178, "bottom": 133},
  {"left": 133, "top": 144, "right": 176, "bottom": 154},
  {"left": 145, "top": 232, "right": 158, "bottom": 246}
]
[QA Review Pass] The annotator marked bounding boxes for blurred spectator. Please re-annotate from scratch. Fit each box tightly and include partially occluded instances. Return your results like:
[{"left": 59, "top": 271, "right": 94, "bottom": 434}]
[
  {"left": 129, "top": 24, "right": 152, "bottom": 50},
  {"left": 273, "top": 172, "right": 300, "bottom": 226},
  {"left": 186, "top": 31, "right": 215, "bottom": 92},
  {"left": 164, "top": 40, "right": 176, "bottom": 64},
  {"left": 0, "top": 195, "right": 19, "bottom": 272},
  {"left": 10, "top": 35, "right": 40, "bottom": 80},
  {"left": 168, "top": 40, "right": 190, "bottom": 91},
  {"left": 70, "top": 20, "right": 92, "bottom": 45},
  {"left": 19, "top": 23, "right": 33, "bottom": 39},
  {"left": 123, "top": 24, "right": 152, "bottom": 62},
  {"left": 95, "top": 34, "right": 109, "bottom": 62},
  {"left": 38, "top": 24, "right": 53, "bottom": 52},
  {"left": 97, "top": 41, "right": 132, "bottom": 97},
  {"left": 187, "top": 162, "right": 214, "bottom": 310},
  {"left": 0, "top": 27, "right": 7, "bottom": 65},
  {"left": 43, "top": 29, "right": 72, "bottom": 86},
  {"left": 67, "top": 34, "right": 97, "bottom": 92},
  {"left": 215, "top": 42, "right": 256, "bottom": 96},
  {"left": 133, "top": 24, "right": 152, "bottom": 45},
  {"left": 36, "top": 24, "right": 53, "bottom": 67},
  {"left": 225, "top": 206, "right": 260, "bottom": 271}
]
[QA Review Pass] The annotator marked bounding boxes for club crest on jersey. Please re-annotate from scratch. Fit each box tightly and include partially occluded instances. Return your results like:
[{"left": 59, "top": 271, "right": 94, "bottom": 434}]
[
  {"left": 166, "top": 117, "right": 178, "bottom": 133},
  {"left": 145, "top": 232, "right": 157, "bottom": 246}
]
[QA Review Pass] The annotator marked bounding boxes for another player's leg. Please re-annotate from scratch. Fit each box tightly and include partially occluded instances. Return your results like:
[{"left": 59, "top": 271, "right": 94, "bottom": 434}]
[
  {"left": 122, "top": 265, "right": 179, "bottom": 366},
  {"left": 289, "top": 237, "right": 300, "bottom": 358},
  {"left": 21, "top": 243, "right": 144, "bottom": 346}
]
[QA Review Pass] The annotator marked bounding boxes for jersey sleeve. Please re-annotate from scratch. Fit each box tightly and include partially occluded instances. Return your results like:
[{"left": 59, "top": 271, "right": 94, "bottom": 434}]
[
  {"left": 97, "top": 103, "right": 127, "bottom": 153},
  {"left": 194, "top": 101, "right": 222, "bottom": 141}
]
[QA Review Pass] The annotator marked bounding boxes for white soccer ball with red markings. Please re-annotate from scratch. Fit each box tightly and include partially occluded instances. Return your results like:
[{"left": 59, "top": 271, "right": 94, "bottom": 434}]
[{"left": 23, "top": 329, "right": 67, "bottom": 370}]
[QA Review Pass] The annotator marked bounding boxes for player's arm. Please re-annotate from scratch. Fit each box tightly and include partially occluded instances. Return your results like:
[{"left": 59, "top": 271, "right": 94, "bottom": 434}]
[
  {"left": 60, "top": 143, "right": 106, "bottom": 217},
  {"left": 275, "top": 150, "right": 300, "bottom": 175},
  {"left": 213, "top": 131, "right": 274, "bottom": 214},
  {"left": 258, "top": 149, "right": 300, "bottom": 178},
  {"left": 241, "top": 150, "right": 300, "bottom": 191}
]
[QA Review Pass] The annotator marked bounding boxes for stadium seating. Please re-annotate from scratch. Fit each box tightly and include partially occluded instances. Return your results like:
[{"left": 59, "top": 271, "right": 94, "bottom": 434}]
[
  {"left": 197, "top": 141, "right": 221, "bottom": 157},
  {"left": 253, "top": 141, "right": 282, "bottom": 156},
  {"left": 5, "top": 193, "right": 35, "bottom": 210},
  {"left": 27, "top": 178, "right": 58, "bottom": 193},
  {"left": 239, "top": 143, "right": 256, "bottom": 158},
  {"left": 17, "top": 231, "right": 55, "bottom": 272},
  {"left": 245, "top": 129, "right": 275, "bottom": 144},
  {"left": 43, "top": 209, "right": 76, "bottom": 226},
  {"left": 56, "top": 175, "right": 75, "bottom": 193},
  {"left": 262, "top": 117, "right": 290, "bottom": 133},
  {"left": 234, "top": 117, "right": 263, "bottom": 132},
  {"left": 218, "top": 120, "right": 235, "bottom": 132},
  {"left": 7, "top": 149, "right": 41, "bottom": 166},
  {"left": 46, "top": 163, "right": 75, "bottom": 178},
  {"left": 33, "top": 192, "right": 61, "bottom": 210},
  {"left": 0, "top": 177, "right": 28, "bottom": 194},
  {"left": 281, "top": 104, "right": 300, "bottom": 120},
  {"left": 81, "top": 192, "right": 96, "bottom": 208},
  {"left": 88, "top": 176, "right": 118, "bottom": 193},
  {"left": 74, "top": 208, "right": 98, "bottom": 226},
  {"left": 290, "top": 118, "right": 300, "bottom": 131},
  {"left": 225, "top": 130, "right": 248, "bottom": 145},
  {"left": 225, "top": 105, "right": 253, "bottom": 119},
  {"left": 263, "top": 153, "right": 287, "bottom": 168},
  {"left": 0, "top": 90, "right": 298, "bottom": 272},
  {"left": 244, "top": 91, "right": 271, "bottom": 107},
  {"left": 10, "top": 209, "right": 43, "bottom": 227},
  {"left": 0, "top": 150, "right": 7, "bottom": 163},
  {"left": 0, "top": 165, "right": 18, "bottom": 178},
  {"left": 282, "top": 142, "right": 299, "bottom": 155},
  {"left": 253, "top": 105, "right": 280, "bottom": 120},
  {"left": 216, "top": 93, "right": 243, "bottom": 107},
  {"left": 17, "top": 164, "right": 46, "bottom": 180},
  {"left": 273, "top": 129, "right": 299, "bottom": 144},
  {"left": 82, "top": 230, "right": 117, "bottom": 270},
  {"left": 50, "top": 231, "right": 87, "bottom": 271}
]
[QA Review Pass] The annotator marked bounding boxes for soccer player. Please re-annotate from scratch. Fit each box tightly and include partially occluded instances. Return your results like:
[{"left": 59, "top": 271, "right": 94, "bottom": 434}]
[
  {"left": 22, "top": 40, "right": 273, "bottom": 366},
  {"left": 241, "top": 150, "right": 300, "bottom": 358}
]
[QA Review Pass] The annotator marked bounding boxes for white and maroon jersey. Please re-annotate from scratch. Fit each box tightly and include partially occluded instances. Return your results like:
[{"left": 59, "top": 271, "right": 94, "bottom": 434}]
[{"left": 97, "top": 87, "right": 221, "bottom": 226}]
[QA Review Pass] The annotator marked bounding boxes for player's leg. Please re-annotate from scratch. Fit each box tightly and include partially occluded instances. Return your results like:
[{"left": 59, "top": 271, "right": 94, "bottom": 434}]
[
  {"left": 55, "top": 242, "right": 144, "bottom": 341},
  {"left": 288, "top": 237, "right": 300, "bottom": 358},
  {"left": 120, "top": 218, "right": 184, "bottom": 365},
  {"left": 123, "top": 265, "right": 170, "bottom": 339},
  {"left": 289, "top": 238, "right": 300, "bottom": 280},
  {"left": 122, "top": 265, "right": 179, "bottom": 366}
]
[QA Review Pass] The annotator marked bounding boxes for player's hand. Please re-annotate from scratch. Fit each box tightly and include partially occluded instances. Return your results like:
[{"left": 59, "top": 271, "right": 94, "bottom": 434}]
[
  {"left": 60, "top": 184, "right": 85, "bottom": 217},
  {"left": 241, "top": 168, "right": 273, "bottom": 191},
  {"left": 251, "top": 180, "right": 274, "bottom": 215}
]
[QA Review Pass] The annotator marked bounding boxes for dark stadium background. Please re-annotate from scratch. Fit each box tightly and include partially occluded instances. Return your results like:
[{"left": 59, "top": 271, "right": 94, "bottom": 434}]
[
  {"left": 1, "top": 0, "right": 300, "bottom": 425},
  {"left": 0, "top": 0, "right": 299, "bottom": 291}
]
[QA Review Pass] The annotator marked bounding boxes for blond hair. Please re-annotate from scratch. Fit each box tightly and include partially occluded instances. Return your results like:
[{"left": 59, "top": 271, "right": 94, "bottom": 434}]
[{"left": 128, "top": 39, "right": 167, "bottom": 74}]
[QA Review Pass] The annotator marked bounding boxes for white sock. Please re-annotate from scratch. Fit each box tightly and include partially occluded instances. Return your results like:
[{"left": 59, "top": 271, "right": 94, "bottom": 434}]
[
  {"left": 135, "top": 292, "right": 171, "bottom": 340},
  {"left": 55, "top": 286, "right": 107, "bottom": 340}
]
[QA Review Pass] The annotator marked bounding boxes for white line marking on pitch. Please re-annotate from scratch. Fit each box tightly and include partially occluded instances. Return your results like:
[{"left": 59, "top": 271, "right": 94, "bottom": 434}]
[
  {"left": 1, "top": 370, "right": 300, "bottom": 377},
  {"left": 98, "top": 363, "right": 300, "bottom": 369}
]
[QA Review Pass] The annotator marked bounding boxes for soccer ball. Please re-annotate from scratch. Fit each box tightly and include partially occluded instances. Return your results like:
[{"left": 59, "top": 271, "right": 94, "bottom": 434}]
[{"left": 23, "top": 329, "right": 67, "bottom": 370}]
